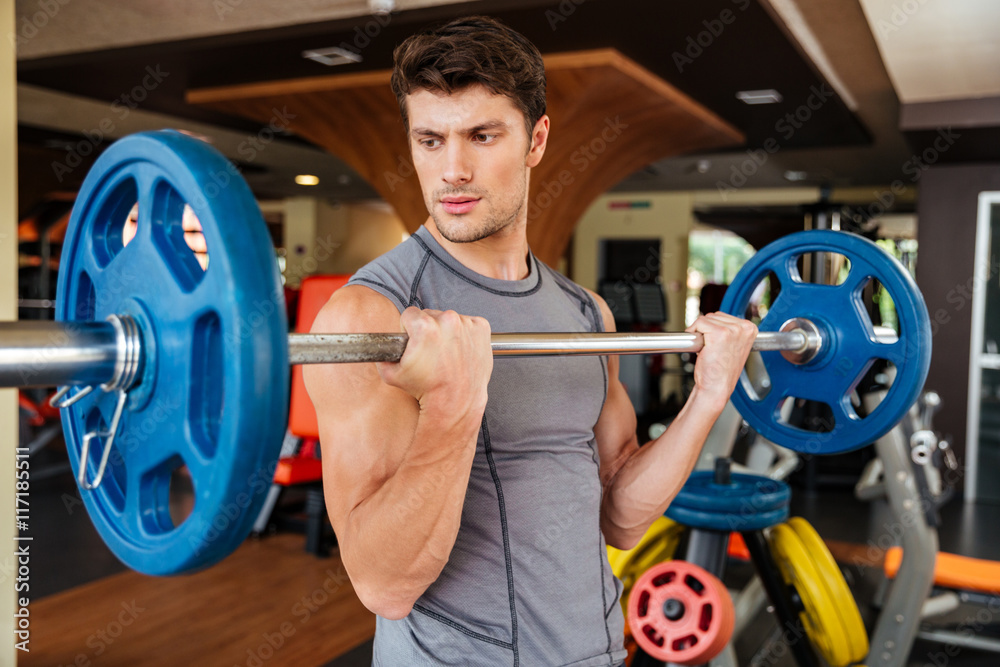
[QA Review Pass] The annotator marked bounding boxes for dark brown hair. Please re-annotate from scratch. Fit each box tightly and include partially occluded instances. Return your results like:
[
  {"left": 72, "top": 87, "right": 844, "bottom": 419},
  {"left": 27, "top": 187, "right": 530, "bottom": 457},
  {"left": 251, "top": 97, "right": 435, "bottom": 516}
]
[{"left": 390, "top": 16, "right": 546, "bottom": 137}]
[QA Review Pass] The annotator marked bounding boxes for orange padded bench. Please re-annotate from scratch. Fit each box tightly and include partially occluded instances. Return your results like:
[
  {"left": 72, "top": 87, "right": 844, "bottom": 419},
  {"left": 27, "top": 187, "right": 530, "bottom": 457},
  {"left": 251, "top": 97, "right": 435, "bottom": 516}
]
[
  {"left": 289, "top": 274, "right": 352, "bottom": 439},
  {"left": 272, "top": 440, "right": 323, "bottom": 485},
  {"left": 884, "top": 546, "right": 1000, "bottom": 594},
  {"left": 274, "top": 274, "right": 351, "bottom": 491},
  {"left": 253, "top": 275, "right": 351, "bottom": 553},
  {"left": 273, "top": 457, "right": 323, "bottom": 485}
]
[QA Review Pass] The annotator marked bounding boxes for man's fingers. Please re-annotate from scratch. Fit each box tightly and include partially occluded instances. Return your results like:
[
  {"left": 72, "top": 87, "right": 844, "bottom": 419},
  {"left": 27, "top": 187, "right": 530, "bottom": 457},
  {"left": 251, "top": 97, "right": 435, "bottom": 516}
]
[
  {"left": 687, "top": 313, "right": 758, "bottom": 355},
  {"left": 686, "top": 313, "right": 734, "bottom": 334},
  {"left": 182, "top": 206, "right": 203, "bottom": 232},
  {"left": 690, "top": 312, "right": 757, "bottom": 332},
  {"left": 183, "top": 232, "right": 208, "bottom": 253},
  {"left": 399, "top": 306, "right": 430, "bottom": 328}
]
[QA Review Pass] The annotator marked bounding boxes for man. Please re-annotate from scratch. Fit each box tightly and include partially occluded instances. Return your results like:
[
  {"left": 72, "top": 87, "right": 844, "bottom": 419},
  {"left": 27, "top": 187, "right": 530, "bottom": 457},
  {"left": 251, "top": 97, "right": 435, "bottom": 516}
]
[{"left": 304, "top": 16, "right": 757, "bottom": 666}]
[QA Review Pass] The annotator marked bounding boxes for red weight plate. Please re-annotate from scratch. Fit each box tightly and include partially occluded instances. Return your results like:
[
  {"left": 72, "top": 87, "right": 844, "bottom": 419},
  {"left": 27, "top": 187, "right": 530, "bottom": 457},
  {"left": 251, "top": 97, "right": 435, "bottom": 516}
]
[{"left": 626, "top": 560, "right": 734, "bottom": 665}]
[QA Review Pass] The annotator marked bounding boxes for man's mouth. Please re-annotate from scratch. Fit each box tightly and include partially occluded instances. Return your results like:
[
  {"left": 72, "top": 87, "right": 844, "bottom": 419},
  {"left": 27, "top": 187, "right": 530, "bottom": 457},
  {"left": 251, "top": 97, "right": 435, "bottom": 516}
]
[{"left": 440, "top": 196, "right": 480, "bottom": 215}]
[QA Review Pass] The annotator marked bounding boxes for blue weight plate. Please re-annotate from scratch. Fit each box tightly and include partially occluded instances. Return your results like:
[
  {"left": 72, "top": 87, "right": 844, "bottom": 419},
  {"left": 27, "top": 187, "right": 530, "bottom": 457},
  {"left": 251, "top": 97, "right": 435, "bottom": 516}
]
[
  {"left": 721, "top": 230, "right": 931, "bottom": 455},
  {"left": 55, "top": 131, "right": 289, "bottom": 575},
  {"left": 665, "top": 503, "right": 789, "bottom": 533},
  {"left": 672, "top": 471, "right": 790, "bottom": 515}
]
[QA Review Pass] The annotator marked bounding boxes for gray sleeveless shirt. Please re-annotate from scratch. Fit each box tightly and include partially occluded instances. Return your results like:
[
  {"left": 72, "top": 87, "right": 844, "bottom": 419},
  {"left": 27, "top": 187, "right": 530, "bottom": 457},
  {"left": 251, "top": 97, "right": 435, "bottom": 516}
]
[{"left": 348, "top": 226, "right": 627, "bottom": 667}]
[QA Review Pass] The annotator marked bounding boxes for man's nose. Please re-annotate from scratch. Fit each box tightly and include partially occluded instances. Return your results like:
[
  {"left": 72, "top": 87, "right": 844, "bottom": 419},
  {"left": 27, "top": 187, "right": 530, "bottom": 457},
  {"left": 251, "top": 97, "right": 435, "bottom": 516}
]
[{"left": 442, "top": 141, "right": 472, "bottom": 185}]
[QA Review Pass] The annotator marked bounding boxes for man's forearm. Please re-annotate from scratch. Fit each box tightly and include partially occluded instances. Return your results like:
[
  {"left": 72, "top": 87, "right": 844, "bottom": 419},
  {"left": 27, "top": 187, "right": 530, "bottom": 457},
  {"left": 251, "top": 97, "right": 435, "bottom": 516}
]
[
  {"left": 342, "top": 408, "right": 481, "bottom": 617},
  {"left": 601, "top": 387, "right": 728, "bottom": 549}
]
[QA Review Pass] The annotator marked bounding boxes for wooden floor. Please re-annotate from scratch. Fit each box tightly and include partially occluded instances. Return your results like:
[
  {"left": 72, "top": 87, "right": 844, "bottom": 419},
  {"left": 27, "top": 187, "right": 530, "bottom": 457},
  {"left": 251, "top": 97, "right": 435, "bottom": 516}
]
[
  {"left": 24, "top": 535, "right": 875, "bottom": 667},
  {"left": 25, "top": 534, "right": 375, "bottom": 667}
]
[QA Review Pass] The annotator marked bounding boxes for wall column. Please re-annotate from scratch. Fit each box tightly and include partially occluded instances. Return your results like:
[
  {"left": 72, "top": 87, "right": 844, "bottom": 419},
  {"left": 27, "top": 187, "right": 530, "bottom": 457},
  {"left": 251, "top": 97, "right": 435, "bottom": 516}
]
[{"left": 2, "top": 0, "right": 21, "bottom": 662}]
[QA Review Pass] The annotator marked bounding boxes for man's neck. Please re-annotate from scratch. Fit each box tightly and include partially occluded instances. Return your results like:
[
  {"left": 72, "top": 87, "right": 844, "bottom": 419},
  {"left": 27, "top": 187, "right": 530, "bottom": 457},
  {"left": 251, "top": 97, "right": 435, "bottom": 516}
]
[{"left": 424, "top": 218, "right": 532, "bottom": 281}]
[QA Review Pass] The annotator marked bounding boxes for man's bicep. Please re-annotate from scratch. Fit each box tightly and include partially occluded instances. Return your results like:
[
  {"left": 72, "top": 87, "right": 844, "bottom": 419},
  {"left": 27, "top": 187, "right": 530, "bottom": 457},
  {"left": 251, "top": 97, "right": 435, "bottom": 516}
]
[
  {"left": 302, "top": 287, "right": 419, "bottom": 534},
  {"left": 593, "top": 365, "right": 639, "bottom": 486}
]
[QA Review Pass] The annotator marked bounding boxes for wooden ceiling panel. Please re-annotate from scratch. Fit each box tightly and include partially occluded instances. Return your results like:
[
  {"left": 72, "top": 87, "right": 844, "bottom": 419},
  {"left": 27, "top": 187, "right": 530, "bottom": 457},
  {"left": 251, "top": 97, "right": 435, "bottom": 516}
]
[{"left": 189, "top": 49, "right": 742, "bottom": 264}]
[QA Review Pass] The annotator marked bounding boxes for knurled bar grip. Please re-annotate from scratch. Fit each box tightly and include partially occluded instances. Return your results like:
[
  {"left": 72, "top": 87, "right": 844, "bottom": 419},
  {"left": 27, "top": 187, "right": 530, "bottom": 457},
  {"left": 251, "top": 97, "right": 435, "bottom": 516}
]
[
  {"left": 286, "top": 330, "right": 812, "bottom": 364},
  {"left": 0, "top": 320, "right": 825, "bottom": 387}
]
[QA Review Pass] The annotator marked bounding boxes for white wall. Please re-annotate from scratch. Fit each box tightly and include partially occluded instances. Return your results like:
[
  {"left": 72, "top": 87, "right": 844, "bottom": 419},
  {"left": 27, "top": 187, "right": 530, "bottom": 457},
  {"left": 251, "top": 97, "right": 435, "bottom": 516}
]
[
  {"left": 277, "top": 197, "right": 321, "bottom": 287},
  {"left": 262, "top": 197, "right": 408, "bottom": 287},
  {"left": 573, "top": 192, "right": 697, "bottom": 400},
  {"left": 574, "top": 192, "right": 695, "bottom": 330},
  {"left": 320, "top": 201, "right": 409, "bottom": 275}
]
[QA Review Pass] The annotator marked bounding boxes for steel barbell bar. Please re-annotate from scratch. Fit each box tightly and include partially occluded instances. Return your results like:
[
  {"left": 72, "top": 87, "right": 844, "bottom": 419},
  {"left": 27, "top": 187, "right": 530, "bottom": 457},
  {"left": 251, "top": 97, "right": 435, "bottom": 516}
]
[{"left": 0, "top": 317, "right": 898, "bottom": 389}]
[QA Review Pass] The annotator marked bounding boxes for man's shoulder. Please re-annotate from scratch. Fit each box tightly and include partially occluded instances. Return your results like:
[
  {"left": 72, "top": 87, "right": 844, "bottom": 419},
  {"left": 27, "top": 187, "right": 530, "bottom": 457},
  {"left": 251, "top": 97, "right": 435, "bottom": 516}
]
[
  {"left": 313, "top": 283, "right": 400, "bottom": 334},
  {"left": 535, "top": 259, "right": 597, "bottom": 304},
  {"left": 533, "top": 259, "right": 613, "bottom": 332}
]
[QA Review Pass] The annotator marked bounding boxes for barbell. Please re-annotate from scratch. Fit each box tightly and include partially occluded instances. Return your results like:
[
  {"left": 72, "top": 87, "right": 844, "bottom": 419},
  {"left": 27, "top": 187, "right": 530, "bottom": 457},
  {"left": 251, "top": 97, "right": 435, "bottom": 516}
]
[{"left": 7, "top": 131, "right": 931, "bottom": 575}]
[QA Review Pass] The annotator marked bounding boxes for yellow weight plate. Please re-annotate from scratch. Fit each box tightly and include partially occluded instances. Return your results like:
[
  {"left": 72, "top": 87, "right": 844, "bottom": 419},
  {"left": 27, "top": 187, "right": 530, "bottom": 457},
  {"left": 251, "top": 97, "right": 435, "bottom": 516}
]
[
  {"left": 788, "top": 517, "right": 869, "bottom": 664},
  {"left": 769, "top": 523, "right": 852, "bottom": 667},
  {"left": 607, "top": 516, "right": 682, "bottom": 608}
]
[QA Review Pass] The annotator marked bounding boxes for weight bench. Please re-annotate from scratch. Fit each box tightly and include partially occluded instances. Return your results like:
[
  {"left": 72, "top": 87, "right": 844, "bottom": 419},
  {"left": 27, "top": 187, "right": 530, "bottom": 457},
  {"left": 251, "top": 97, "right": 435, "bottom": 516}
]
[
  {"left": 881, "top": 546, "right": 1000, "bottom": 653},
  {"left": 252, "top": 274, "right": 351, "bottom": 555},
  {"left": 884, "top": 547, "right": 1000, "bottom": 595}
]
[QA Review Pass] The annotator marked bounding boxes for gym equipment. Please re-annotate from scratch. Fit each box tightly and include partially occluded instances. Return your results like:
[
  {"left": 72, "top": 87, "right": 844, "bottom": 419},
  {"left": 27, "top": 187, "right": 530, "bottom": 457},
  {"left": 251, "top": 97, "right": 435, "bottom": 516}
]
[
  {"left": 630, "top": 409, "right": 799, "bottom": 667},
  {"left": 857, "top": 390, "right": 1000, "bottom": 665},
  {"left": 736, "top": 390, "right": 972, "bottom": 667},
  {"left": 651, "top": 459, "right": 827, "bottom": 667},
  {"left": 884, "top": 546, "right": 1000, "bottom": 597},
  {"left": 769, "top": 519, "right": 868, "bottom": 667},
  {"left": 666, "top": 470, "right": 790, "bottom": 533},
  {"left": 627, "top": 560, "right": 734, "bottom": 665},
  {"left": 788, "top": 517, "right": 869, "bottom": 662},
  {"left": 721, "top": 230, "right": 932, "bottom": 454},
  {"left": 54, "top": 130, "right": 289, "bottom": 575},
  {"left": 0, "top": 131, "right": 932, "bottom": 575},
  {"left": 607, "top": 516, "right": 683, "bottom": 610},
  {"left": 637, "top": 461, "right": 808, "bottom": 667}
]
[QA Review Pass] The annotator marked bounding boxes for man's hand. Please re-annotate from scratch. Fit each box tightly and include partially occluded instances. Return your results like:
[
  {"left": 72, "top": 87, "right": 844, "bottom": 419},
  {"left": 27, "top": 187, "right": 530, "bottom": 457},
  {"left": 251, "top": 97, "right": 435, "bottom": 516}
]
[
  {"left": 687, "top": 312, "right": 758, "bottom": 408},
  {"left": 377, "top": 307, "right": 493, "bottom": 420},
  {"left": 123, "top": 203, "right": 209, "bottom": 270},
  {"left": 181, "top": 205, "right": 209, "bottom": 270}
]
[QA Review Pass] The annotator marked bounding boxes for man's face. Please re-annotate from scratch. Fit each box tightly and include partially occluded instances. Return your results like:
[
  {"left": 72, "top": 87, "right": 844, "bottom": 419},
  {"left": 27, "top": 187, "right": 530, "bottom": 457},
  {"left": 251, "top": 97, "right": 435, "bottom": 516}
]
[{"left": 406, "top": 85, "right": 545, "bottom": 243}]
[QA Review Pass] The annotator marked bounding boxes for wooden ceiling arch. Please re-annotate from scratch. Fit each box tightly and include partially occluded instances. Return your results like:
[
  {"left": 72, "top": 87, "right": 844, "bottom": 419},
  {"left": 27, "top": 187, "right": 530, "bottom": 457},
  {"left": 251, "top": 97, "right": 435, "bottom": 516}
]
[{"left": 188, "top": 49, "right": 742, "bottom": 265}]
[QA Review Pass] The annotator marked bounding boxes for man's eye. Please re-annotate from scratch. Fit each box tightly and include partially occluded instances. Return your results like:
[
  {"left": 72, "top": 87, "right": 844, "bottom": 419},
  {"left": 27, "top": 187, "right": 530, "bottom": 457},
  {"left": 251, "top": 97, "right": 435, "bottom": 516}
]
[
  {"left": 474, "top": 134, "right": 496, "bottom": 143},
  {"left": 420, "top": 138, "right": 442, "bottom": 148}
]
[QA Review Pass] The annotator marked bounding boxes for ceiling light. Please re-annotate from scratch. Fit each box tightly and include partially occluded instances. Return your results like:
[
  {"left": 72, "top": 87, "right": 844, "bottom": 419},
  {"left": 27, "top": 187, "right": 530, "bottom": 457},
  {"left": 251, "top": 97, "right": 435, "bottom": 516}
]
[
  {"left": 301, "top": 47, "right": 363, "bottom": 67},
  {"left": 783, "top": 170, "right": 809, "bottom": 182},
  {"left": 736, "top": 89, "right": 783, "bottom": 105},
  {"left": 295, "top": 175, "right": 320, "bottom": 186},
  {"left": 370, "top": 0, "right": 395, "bottom": 15}
]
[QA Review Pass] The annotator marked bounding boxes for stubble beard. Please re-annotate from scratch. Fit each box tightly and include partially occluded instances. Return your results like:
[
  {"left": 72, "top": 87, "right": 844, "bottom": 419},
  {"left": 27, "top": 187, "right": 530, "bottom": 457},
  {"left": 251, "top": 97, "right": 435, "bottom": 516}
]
[{"left": 429, "top": 171, "right": 528, "bottom": 244}]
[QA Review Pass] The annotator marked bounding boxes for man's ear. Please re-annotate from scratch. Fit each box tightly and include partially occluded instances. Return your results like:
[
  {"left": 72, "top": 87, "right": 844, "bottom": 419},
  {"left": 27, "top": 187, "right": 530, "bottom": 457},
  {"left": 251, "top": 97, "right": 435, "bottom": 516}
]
[{"left": 526, "top": 115, "right": 549, "bottom": 168}]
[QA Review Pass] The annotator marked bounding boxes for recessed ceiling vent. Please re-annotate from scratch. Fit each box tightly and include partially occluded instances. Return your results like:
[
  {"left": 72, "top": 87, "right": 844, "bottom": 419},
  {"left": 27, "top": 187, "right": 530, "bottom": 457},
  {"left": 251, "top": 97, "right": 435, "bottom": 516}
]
[
  {"left": 736, "top": 89, "right": 783, "bottom": 105},
  {"left": 301, "top": 47, "right": 363, "bottom": 67}
]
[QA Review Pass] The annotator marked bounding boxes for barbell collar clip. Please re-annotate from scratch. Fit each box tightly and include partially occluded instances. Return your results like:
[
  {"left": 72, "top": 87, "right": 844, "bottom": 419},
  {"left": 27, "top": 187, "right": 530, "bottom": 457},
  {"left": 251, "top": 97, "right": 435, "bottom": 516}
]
[{"left": 78, "top": 387, "right": 128, "bottom": 491}]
